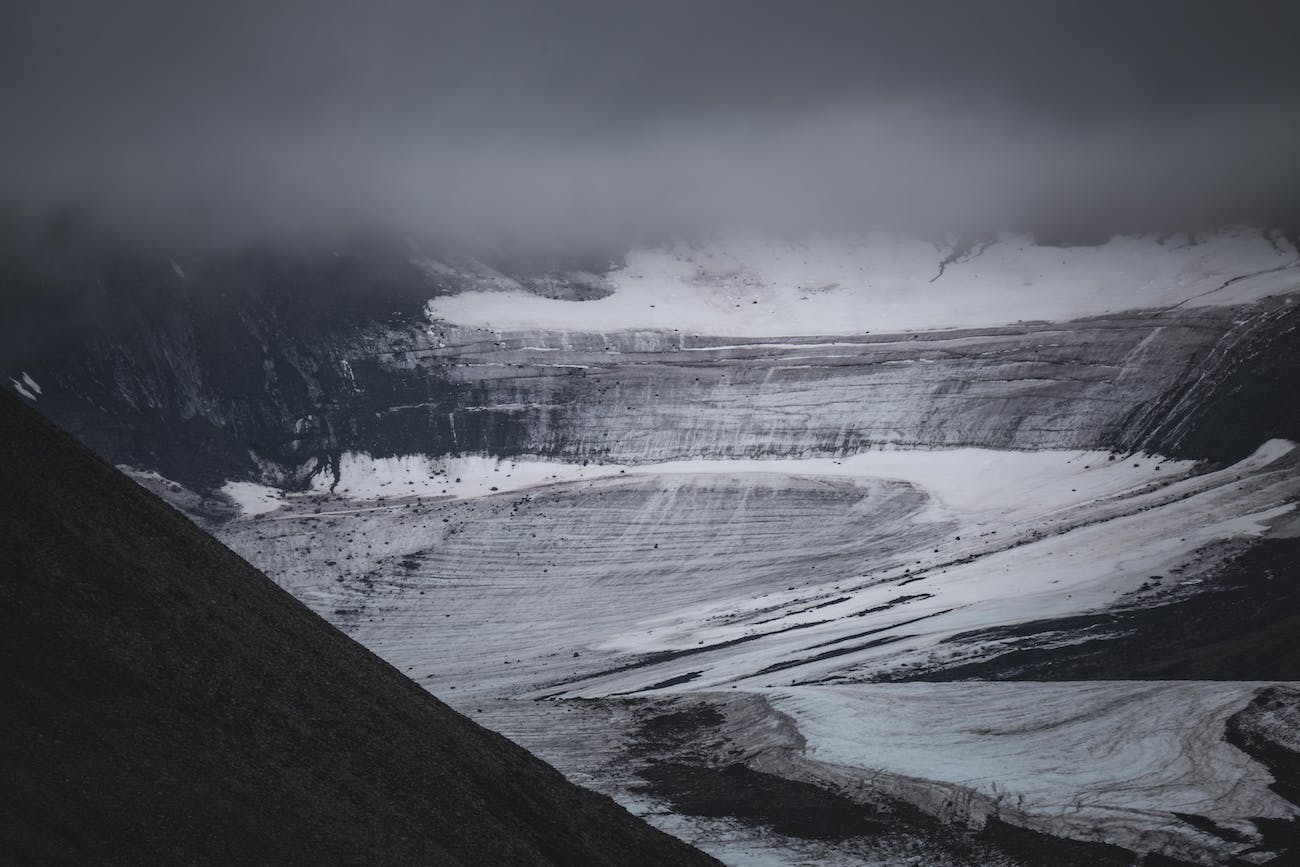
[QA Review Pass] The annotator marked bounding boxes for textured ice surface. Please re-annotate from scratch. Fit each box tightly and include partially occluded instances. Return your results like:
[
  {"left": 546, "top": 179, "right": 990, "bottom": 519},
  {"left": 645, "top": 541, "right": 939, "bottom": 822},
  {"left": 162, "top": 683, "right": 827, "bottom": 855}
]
[
  {"left": 205, "top": 437, "right": 1300, "bottom": 862},
  {"left": 398, "top": 298, "right": 1300, "bottom": 466},
  {"left": 217, "top": 441, "right": 1298, "bottom": 700},
  {"left": 765, "top": 682, "right": 1296, "bottom": 860}
]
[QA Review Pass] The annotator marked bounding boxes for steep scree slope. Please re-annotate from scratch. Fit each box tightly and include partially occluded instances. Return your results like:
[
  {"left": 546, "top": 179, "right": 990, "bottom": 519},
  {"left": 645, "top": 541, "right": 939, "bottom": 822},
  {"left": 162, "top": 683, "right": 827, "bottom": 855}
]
[{"left": 0, "top": 390, "right": 716, "bottom": 866}]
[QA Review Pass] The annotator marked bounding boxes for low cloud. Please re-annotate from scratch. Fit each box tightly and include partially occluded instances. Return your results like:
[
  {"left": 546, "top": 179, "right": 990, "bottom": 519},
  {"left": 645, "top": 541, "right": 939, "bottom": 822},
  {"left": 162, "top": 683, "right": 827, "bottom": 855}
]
[{"left": 3, "top": 1, "right": 1299, "bottom": 249}]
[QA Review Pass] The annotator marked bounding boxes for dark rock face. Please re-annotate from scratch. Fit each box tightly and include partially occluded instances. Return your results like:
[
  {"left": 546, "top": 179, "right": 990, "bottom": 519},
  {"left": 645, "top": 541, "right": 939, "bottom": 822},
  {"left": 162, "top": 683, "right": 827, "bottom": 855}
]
[
  {"left": 1, "top": 238, "right": 443, "bottom": 489},
  {"left": 1127, "top": 300, "right": 1300, "bottom": 462},
  {"left": 1227, "top": 686, "right": 1300, "bottom": 809},
  {"left": 5, "top": 240, "right": 1300, "bottom": 492},
  {"left": 0, "top": 391, "right": 717, "bottom": 866}
]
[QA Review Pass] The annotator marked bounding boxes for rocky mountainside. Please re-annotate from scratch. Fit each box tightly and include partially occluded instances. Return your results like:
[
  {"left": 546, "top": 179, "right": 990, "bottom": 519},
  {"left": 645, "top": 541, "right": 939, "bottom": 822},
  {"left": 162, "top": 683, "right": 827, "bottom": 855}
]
[{"left": 0, "top": 389, "right": 715, "bottom": 866}]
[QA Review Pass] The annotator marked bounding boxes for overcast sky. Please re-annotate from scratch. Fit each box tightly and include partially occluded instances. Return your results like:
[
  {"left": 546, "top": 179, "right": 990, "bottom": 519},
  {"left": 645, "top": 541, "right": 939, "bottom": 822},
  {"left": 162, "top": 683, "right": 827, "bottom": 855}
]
[{"left": 3, "top": 0, "right": 1300, "bottom": 246}]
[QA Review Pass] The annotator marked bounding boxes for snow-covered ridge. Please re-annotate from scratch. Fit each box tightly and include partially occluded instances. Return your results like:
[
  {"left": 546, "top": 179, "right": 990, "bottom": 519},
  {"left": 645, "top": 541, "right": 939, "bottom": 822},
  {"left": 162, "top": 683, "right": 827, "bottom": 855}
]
[
  {"left": 217, "top": 447, "right": 1190, "bottom": 516},
  {"left": 301, "top": 447, "right": 1194, "bottom": 511},
  {"left": 426, "top": 229, "right": 1300, "bottom": 336}
]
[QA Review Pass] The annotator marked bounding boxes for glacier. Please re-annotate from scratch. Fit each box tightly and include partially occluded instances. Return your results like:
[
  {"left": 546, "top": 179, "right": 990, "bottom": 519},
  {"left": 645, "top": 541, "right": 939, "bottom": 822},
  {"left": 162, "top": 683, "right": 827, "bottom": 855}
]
[{"left": 15, "top": 228, "right": 1300, "bottom": 864}]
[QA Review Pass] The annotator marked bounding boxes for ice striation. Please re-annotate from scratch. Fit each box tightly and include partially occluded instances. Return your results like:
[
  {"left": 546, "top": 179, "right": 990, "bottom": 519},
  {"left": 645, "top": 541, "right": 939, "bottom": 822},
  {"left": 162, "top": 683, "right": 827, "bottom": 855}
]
[
  {"left": 206, "top": 437, "right": 1300, "bottom": 864},
  {"left": 402, "top": 299, "right": 1297, "bottom": 467},
  {"left": 8, "top": 229, "right": 1299, "bottom": 489}
]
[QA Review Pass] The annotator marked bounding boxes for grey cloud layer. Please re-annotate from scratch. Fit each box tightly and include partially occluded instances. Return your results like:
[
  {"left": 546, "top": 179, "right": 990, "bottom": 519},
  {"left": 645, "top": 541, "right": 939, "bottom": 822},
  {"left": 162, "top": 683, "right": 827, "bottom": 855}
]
[{"left": 3, "top": 0, "right": 1299, "bottom": 244}]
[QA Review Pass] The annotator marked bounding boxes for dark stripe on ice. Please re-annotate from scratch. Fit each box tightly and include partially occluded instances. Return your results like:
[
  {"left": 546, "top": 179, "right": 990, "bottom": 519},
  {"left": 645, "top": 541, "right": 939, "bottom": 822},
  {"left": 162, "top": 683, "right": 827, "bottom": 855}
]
[{"left": 752, "top": 634, "right": 915, "bottom": 677}]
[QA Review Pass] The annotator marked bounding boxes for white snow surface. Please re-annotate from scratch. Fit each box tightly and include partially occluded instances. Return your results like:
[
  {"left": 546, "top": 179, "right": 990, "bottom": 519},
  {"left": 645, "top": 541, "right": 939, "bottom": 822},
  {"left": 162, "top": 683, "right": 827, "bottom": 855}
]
[
  {"left": 310, "top": 445, "right": 1196, "bottom": 514},
  {"left": 220, "top": 481, "right": 286, "bottom": 516},
  {"left": 10, "top": 371, "right": 41, "bottom": 400},
  {"left": 308, "top": 452, "right": 600, "bottom": 501},
  {"left": 427, "top": 229, "right": 1300, "bottom": 336}
]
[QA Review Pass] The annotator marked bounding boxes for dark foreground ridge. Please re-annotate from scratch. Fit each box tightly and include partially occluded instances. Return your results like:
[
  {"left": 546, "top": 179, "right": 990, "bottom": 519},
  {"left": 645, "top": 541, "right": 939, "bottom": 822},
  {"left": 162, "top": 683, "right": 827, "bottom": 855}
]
[{"left": 0, "top": 390, "right": 716, "bottom": 866}]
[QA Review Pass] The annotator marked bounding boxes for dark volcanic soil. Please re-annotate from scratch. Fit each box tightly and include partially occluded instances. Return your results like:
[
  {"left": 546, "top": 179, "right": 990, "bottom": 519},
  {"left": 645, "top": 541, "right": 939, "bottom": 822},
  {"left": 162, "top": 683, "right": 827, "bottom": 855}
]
[{"left": 0, "top": 391, "right": 716, "bottom": 866}]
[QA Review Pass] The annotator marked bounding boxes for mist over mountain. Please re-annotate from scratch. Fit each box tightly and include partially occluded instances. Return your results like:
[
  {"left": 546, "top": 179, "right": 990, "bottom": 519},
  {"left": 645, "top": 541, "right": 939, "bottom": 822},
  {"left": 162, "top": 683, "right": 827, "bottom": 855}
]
[{"left": 3, "top": 1, "right": 1300, "bottom": 251}]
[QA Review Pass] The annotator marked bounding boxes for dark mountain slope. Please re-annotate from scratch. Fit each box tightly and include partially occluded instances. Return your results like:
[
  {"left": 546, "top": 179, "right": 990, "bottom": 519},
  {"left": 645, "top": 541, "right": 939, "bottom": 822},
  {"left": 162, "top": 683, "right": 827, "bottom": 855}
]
[{"left": 0, "top": 390, "right": 716, "bottom": 866}]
